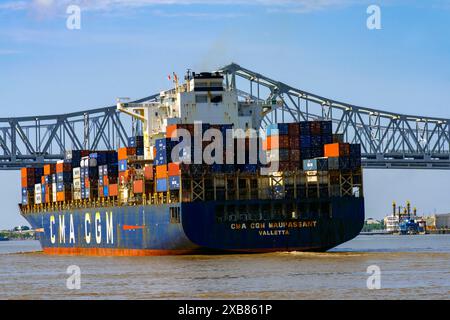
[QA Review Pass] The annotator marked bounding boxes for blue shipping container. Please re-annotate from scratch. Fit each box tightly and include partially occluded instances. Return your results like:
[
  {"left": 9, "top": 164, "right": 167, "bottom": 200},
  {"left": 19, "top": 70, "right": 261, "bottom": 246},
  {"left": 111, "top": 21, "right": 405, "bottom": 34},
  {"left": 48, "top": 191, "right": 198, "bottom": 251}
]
[
  {"left": 169, "top": 176, "right": 181, "bottom": 190},
  {"left": 119, "top": 160, "right": 128, "bottom": 172},
  {"left": 156, "top": 178, "right": 168, "bottom": 192}
]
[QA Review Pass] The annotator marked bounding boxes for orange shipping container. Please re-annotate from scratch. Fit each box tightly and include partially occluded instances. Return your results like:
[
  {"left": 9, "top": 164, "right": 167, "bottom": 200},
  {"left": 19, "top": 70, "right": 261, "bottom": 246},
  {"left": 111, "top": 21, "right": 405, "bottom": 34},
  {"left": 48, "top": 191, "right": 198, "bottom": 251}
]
[
  {"left": 168, "top": 163, "right": 180, "bottom": 176},
  {"left": 166, "top": 124, "right": 178, "bottom": 139},
  {"left": 133, "top": 180, "right": 144, "bottom": 194},
  {"left": 144, "top": 165, "right": 154, "bottom": 180},
  {"left": 265, "top": 136, "right": 289, "bottom": 150},
  {"left": 56, "top": 191, "right": 71, "bottom": 202},
  {"left": 156, "top": 165, "right": 168, "bottom": 178},
  {"left": 21, "top": 168, "right": 34, "bottom": 178},
  {"left": 324, "top": 143, "right": 350, "bottom": 157},
  {"left": 109, "top": 184, "right": 118, "bottom": 197},
  {"left": 56, "top": 162, "right": 71, "bottom": 173},
  {"left": 41, "top": 176, "right": 46, "bottom": 185},
  {"left": 118, "top": 147, "right": 136, "bottom": 161},
  {"left": 44, "top": 164, "right": 55, "bottom": 176}
]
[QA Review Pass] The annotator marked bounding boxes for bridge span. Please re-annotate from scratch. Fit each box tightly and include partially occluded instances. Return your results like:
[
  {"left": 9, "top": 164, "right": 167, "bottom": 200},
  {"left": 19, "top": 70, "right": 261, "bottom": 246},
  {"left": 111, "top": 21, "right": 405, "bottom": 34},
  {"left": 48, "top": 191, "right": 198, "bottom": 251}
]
[{"left": 1, "top": 63, "right": 449, "bottom": 170}]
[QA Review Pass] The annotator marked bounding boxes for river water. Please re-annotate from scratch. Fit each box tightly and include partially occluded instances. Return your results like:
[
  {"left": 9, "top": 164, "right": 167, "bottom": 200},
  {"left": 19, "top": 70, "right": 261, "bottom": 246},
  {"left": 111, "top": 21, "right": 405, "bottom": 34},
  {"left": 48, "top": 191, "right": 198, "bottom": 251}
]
[{"left": 0, "top": 235, "right": 449, "bottom": 299}]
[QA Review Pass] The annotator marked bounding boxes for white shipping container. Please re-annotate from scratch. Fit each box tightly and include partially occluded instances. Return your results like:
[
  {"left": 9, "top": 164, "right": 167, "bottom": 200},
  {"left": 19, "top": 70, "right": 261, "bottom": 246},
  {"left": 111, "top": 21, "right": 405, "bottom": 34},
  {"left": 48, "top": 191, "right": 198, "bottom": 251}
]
[
  {"left": 34, "top": 184, "right": 42, "bottom": 194},
  {"left": 35, "top": 193, "right": 42, "bottom": 204},
  {"left": 73, "top": 167, "right": 81, "bottom": 178},
  {"left": 52, "top": 183, "right": 57, "bottom": 202},
  {"left": 73, "top": 191, "right": 82, "bottom": 200},
  {"left": 57, "top": 160, "right": 64, "bottom": 164},
  {"left": 73, "top": 178, "right": 81, "bottom": 189},
  {"left": 81, "top": 157, "right": 89, "bottom": 168}
]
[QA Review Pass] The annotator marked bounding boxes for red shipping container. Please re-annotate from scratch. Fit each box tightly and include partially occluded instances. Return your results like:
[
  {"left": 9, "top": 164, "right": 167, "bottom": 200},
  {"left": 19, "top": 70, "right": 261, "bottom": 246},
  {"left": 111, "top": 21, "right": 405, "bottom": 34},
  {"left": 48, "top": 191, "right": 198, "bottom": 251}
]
[
  {"left": 133, "top": 180, "right": 144, "bottom": 194},
  {"left": 310, "top": 121, "right": 321, "bottom": 135},
  {"left": 289, "top": 136, "right": 300, "bottom": 149},
  {"left": 144, "top": 165, "right": 154, "bottom": 180},
  {"left": 289, "top": 150, "right": 301, "bottom": 162},
  {"left": 168, "top": 163, "right": 180, "bottom": 176},
  {"left": 99, "top": 188, "right": 104, "bottom": 198},
  {"left": 109, "top": 184, "right": 118, "bottom": 197},
  {"left": 288, "top": 123, "right": 300, "bottom": 136}
]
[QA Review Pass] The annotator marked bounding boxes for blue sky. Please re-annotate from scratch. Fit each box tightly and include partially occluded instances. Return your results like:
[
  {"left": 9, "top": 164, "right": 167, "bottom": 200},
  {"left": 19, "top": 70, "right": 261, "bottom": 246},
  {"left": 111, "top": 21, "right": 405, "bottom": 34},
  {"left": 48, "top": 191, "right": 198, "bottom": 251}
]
[{"left": 1, "top": 0, "right": 450, "bottom": 228}]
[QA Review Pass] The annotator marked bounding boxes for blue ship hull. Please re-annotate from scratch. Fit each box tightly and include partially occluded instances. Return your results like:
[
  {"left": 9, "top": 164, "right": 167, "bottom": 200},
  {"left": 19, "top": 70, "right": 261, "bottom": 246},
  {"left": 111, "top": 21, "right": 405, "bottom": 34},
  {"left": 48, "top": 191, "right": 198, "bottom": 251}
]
[{"left": 22, "top": 197, "right": 364, "bottom": 255}]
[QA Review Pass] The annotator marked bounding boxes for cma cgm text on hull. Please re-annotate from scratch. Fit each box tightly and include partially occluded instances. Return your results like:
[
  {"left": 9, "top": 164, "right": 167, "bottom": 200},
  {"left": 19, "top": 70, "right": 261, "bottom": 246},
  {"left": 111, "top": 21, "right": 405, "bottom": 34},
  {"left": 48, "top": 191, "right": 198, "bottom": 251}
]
[{"left": 19, "top": 69, "right": 365, "bottom": 255}]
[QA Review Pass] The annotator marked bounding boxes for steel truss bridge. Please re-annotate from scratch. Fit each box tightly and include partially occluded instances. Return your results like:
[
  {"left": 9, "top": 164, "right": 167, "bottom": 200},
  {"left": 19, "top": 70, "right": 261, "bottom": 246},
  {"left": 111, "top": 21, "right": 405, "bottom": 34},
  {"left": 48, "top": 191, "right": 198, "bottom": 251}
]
[{"left": 1, "top": 63, "right": 449, "bottom": 170}]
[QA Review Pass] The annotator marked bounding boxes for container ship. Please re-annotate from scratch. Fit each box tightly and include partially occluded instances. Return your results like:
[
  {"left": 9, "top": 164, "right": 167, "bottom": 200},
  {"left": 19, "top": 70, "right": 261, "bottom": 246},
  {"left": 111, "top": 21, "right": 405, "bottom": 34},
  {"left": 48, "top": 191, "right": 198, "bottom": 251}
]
[{"left": 19, "top": 70, "right": 364, "bottom": 256}]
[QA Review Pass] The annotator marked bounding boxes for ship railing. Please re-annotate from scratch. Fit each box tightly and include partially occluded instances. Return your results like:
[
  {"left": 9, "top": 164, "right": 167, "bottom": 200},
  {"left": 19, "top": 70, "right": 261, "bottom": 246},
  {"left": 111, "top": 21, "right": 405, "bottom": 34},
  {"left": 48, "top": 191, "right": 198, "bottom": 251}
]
[{"left": 19, "top": 168, "right": 363, "bottom": 214}]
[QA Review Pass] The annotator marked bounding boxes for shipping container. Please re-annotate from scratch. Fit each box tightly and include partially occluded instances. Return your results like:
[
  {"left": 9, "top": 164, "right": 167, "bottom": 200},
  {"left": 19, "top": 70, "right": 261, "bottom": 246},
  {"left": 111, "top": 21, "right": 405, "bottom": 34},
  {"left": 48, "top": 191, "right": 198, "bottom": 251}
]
[
  {"left": 156, "top": 178, "right": 168, "bottom": 192},
  {"left": 44, "top": 164, "right": 56, "bottom": 176},
  {"left": 109, "top": 184, "right": 118, "bottom": 197},
  {"left": 168, "top": 163, "right": 180, "bottom": 176},
  {"left": 133, "top": 180, "right": 144, "bottom": 194},
  {"left": 118, "top": 147, "right": 136, "bottom": 161},
  {"left": 324, "top": 143, "right": 350, "bottom": 157},
  {"left": 144, "top": 165, "right": 153, "bottom": 180},
  {"left": 156, "top": 165, "right": 168, "bottom": 178},
  {"left": 168, "top": 176, "right": 181, "bottom": 190},
  {"left": 119, "top": 159, "right": 128, "bottom": 172}
]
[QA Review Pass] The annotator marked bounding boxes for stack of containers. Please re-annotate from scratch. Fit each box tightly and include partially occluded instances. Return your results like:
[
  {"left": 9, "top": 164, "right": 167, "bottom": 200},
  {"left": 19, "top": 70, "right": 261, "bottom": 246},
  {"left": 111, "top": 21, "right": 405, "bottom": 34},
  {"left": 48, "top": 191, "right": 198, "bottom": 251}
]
[
  {"left": 309, "top": 121, "right": 324, "bottom": 159},
  {"left": 99, "top": 161, "right": 119, "bottom": 197},
  {"left": 154, "top": 137, "right": 178, "bottom": 192},
  {"left": 168, "top": 162, "right": 181, "bottom": 191},
  {"left": 118, "top": 147, "right": 136, "bottom": 185},
  {"left": 128, "top": 136, "right": 144, "bottom": 158},
  {"left": 21, "top": 168, "right": 41, "bottom": 205},
  {"left": 80, "top": 154, "right": 98, "bottom": 200},
  {"left": 65, "top": 150, "right": 90, "bottom": 167},
  {"left": 73, "top": 167, "right": 82, "bottom": 200},
  {"left": 56, "top": 160, "right": 72, "bottom": 202},
  {"left": 155, "top": 162, "right": 168, "bottom": 192},
  {"left": 64, "top": 150, "right": 90, "bottom": 201},
  {"left": 34, "top": 183, "right": 42, "bottom": 205},
  {"left": 105, "top": 151, "right": 119, "bottom": 197},
  {"left": 43, "top": 164, "right": 56, "bottom": 203},
  {"left": 324, "top": 142, "right": 351, "bottom": 171},
  {"left": 288, "top": 123, "right": 301, "bottom": 171},
  {"left": 349, "top": 144, "right": 362, "bottom": 170},
  {"left": 265, "top": 123, "right": 290, "bottom": 171}
]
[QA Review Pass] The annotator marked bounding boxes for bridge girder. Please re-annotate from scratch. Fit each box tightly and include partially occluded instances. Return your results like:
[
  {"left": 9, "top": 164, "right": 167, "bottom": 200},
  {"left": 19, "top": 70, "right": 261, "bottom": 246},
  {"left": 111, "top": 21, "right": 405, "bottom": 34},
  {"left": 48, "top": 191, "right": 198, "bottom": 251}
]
[{"left": 1, "top": 64, "right": 449, "bottom": 170}]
